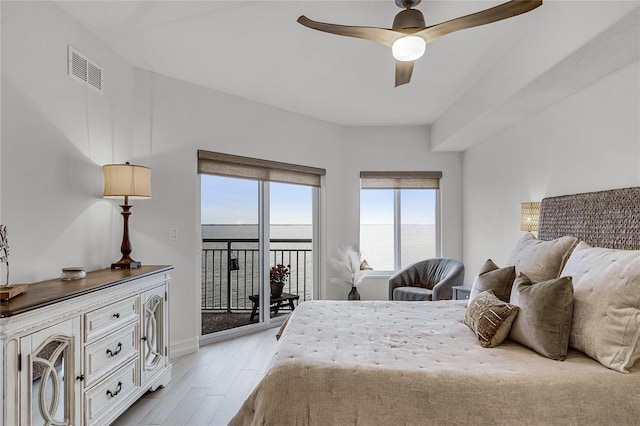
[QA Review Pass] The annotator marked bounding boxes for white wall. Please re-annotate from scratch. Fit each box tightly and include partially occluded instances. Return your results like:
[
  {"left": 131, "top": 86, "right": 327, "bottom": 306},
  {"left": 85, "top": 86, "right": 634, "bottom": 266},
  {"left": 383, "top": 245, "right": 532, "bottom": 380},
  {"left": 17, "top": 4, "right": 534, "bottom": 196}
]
[
  {"left": 1, "top": 1, "right": 135, "bottom": 282},
  {"left": 1, "top": 1, "right": 463, "bottom": 356},
  {"left": 463, "top": 61, "right": 640, "bottom": 280}
]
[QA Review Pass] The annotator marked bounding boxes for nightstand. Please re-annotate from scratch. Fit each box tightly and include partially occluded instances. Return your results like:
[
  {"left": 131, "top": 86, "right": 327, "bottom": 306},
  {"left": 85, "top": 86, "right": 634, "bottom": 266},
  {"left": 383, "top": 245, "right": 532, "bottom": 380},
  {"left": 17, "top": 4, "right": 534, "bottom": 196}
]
[{"left": 452, "top": 285, "right": 472, "bottom": 301}]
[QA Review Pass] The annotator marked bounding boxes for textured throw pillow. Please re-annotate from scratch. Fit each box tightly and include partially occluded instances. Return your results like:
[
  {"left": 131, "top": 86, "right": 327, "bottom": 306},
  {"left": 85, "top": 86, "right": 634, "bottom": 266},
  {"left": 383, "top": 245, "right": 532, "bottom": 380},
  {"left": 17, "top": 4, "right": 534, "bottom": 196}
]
[
  {"left": 464, "top": 290, "right": 519, "bottom": 348},
  {"left": 507, "top": 233, "right": 578, "bottom": 283},
  {"left": 468, "top": 259, "right": 516, "bottom": 305},
  {"left": 561, "top": 241, "right": 640, "bottom": 373},
  {"left": 509, "top": 273, "right": 574, "bottom": 360}
]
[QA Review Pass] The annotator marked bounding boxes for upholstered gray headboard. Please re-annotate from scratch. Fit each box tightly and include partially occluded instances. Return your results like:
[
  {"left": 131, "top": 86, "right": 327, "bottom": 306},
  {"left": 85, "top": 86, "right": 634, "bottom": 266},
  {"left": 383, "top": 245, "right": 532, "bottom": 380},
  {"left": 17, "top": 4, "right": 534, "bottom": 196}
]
[{"left": 538, "top": 187, "right": 640, "bottom": 250}]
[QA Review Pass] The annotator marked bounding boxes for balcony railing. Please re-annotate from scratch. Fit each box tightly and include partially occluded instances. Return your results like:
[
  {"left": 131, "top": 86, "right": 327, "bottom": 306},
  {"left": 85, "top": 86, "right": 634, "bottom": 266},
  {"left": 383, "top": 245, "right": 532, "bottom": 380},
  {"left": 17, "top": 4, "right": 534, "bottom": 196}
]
[{"left": 201, "top": 238, "right": 313, "bottom": 312}]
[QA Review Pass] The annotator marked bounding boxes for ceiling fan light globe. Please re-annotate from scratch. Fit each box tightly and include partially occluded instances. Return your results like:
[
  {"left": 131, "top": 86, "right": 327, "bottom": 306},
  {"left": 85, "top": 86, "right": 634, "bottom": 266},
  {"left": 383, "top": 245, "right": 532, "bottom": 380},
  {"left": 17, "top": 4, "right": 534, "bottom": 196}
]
[{"left": 392, "top": 36, "right": 425, "bottom": 61}]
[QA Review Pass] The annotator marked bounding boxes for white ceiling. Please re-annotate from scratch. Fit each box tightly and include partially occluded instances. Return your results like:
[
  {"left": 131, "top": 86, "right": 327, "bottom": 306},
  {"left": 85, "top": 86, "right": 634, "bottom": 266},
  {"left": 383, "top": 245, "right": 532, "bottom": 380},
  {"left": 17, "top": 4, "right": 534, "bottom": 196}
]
[{"left": 54, "top": 1, "right": 639, "bottom": 148}]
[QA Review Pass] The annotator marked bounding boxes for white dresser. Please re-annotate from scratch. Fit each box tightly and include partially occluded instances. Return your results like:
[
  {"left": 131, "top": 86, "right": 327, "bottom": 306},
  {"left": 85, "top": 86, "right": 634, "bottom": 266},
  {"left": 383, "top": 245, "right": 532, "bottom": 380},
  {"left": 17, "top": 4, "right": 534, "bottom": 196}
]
[{"left": 0, "top": 266, "right": 173, "bottom": 426}]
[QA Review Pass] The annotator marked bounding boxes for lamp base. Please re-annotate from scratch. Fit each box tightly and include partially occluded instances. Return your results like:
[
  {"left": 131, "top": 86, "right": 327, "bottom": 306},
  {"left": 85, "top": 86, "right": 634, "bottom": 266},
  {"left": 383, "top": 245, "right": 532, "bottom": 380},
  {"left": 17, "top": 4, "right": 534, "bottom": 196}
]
[{"left": 111, "top": 259, "right": 142, "bottom": 270}]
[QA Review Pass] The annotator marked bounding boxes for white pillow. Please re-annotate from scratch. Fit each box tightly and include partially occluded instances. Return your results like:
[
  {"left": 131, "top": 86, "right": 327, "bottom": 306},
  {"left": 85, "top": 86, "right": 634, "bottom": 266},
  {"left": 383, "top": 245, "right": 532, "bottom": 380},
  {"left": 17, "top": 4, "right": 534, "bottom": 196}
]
[{"left": 561, "top": 241, "right": 640, "bottom": 373}]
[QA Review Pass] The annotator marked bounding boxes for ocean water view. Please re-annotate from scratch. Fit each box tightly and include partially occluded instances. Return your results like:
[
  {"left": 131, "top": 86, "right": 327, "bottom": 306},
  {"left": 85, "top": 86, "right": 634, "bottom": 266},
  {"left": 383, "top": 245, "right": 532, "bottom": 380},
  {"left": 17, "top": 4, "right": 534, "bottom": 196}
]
[
  {"left": 201, "top": 223, "right": 435, "bottom": 269},
  {"left": 200, "top": 224, "right": 436, "bottom": 312},
  {"left": 201, "top": 225, "right": 314, "bottom": 312},
  {"left": 360, "top": 224, "right": 437, "bottom": 270}
]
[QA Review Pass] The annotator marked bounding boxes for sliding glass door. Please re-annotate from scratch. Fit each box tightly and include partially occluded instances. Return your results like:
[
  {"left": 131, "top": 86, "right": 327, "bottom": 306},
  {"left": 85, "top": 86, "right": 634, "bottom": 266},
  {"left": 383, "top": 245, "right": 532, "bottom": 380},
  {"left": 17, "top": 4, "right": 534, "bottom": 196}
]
[
  {"left": 201, "top": 175, "right": 260, "bottom": 335},
  {"left": 270, "top": 182, "right": 314, "bottom": 303},
  {"left": 200, "top": 175, "right": 317, "bottom": 338}
]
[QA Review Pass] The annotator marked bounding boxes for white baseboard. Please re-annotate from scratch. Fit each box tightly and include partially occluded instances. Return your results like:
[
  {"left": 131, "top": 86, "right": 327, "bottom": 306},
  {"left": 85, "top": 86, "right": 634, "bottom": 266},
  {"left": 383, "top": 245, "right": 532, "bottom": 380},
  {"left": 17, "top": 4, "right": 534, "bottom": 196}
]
[
  {"left": 170, "top": 336, "right": 199, "bottom": 358},
  {"left": 198, "top": 321, "right": 283, "bottom": 347}
]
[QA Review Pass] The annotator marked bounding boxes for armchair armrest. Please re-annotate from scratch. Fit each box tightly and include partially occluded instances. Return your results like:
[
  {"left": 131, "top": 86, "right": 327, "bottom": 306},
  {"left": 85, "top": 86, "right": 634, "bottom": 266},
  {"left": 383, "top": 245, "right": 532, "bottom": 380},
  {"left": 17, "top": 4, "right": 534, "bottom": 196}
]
[{"left": 431, "top": 262, "right": 465, "bottom": 301}]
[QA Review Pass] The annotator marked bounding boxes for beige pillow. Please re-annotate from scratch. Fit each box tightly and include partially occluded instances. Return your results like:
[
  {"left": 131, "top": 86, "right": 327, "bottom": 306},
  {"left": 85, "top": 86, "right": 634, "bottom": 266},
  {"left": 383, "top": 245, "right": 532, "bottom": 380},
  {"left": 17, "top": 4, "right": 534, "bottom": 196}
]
[
  {"left": 507, "top": 233, "right": 578, "bottom": 283},
  {"left": 561, "top": 241, "right": 640, "bottom": 373},
  {"left": 468, "top": 259, "right": 516, "bottom": 305},
  {"left": 464, "top": 290, "right": 519, "bottom": 348},
  {"left": 509, "top": 273, "right": 574, "bottom": 360}
]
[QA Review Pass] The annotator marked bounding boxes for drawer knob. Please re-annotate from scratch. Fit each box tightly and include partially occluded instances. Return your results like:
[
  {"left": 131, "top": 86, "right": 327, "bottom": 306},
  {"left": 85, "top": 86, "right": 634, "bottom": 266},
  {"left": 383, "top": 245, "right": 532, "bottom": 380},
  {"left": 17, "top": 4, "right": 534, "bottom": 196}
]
[
  {"left": 106, "top": 342, "right": 123, "bottom": 357},
  {"left": 106, "top": 381, "right": 123, "bottom": 398},
  {"left": 141, "top": 336, "right": 147, "bottom": 342},
  {"left": 76, "top": 374, "right": 85, "bottom": 382},
  {"left": 113, "top": 313, "right": 120, "bottom": 319}
]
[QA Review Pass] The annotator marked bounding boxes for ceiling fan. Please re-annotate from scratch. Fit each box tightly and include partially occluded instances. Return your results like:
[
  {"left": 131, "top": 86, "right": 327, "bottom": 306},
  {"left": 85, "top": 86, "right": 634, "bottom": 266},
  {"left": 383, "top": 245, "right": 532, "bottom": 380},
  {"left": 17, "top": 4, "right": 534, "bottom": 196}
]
[{"left": 297, "top": 0, "right": 543, "bottom": 87}]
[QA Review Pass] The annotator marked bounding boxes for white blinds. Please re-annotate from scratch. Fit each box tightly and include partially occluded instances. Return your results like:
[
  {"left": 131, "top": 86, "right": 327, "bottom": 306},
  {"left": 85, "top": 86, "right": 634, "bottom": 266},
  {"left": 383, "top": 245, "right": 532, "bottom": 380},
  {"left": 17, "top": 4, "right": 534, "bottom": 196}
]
[
  {"left": 360, "top": 171, "right": 442, "bottom": 189},
  {"left": 197, "top": 150, "right": 326, "bottom": 187}
]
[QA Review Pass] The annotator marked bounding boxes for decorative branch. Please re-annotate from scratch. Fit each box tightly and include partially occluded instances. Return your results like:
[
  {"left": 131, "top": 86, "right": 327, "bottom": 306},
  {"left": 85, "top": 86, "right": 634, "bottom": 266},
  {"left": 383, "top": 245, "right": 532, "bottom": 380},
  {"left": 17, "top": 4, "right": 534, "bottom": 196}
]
[{"left": 0, "top": 225, "right": 9, "bottom": 286}]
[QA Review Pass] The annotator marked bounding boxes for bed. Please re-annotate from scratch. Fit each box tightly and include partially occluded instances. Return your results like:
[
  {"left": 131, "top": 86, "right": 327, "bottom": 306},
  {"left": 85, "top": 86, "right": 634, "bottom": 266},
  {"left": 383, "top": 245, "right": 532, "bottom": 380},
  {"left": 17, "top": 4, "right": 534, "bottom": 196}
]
[{"left": 230, "top": 187, "right": 640, "bottom": 425}]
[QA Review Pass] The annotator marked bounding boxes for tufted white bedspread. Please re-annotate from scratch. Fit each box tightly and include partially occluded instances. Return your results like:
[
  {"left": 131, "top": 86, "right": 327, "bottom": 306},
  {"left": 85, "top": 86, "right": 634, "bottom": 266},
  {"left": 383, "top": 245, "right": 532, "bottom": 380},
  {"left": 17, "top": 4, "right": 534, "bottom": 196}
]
[{"left": 230, "top": 300, "right": 640, "bottom": 425}]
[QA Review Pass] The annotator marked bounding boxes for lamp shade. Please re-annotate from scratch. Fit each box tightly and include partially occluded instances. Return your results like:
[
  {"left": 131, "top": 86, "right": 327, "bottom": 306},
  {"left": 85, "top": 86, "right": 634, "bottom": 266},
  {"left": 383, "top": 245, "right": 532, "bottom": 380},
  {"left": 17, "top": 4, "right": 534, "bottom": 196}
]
[
  {"left": 103, "top": 163, "right": 151, "bottom": 199},
  {"left": 520, "top": 201, "right": 541, "bottom": 232}
]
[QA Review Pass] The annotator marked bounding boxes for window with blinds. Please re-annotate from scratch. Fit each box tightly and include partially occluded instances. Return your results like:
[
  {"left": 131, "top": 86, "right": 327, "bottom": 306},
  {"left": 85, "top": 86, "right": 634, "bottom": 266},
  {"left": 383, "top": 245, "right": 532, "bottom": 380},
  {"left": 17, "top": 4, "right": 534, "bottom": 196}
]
[
  {"left": 197, "top": 150, "right": 325, "bottom": 187},
  {"left": 359, "top": 171, "right": 441, "bottom": 189},
  {"left": 359, "top": 171, "right": 441, "bottom": 271}
]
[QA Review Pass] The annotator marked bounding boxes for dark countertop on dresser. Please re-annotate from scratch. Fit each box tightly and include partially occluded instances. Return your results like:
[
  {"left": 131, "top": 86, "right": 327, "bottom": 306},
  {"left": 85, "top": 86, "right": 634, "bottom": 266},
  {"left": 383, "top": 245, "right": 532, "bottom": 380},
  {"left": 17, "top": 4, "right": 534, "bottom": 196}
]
[{"left": 0, "top": 265, "right": 173, "bottom": 318}]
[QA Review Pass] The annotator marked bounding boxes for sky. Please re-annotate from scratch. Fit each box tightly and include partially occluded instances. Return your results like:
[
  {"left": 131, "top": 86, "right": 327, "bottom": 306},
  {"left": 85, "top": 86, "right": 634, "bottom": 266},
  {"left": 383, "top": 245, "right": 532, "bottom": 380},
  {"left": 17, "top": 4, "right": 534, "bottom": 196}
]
[
  {"left": 360, "top": 189, "right": 436, "bottom": 225},
  {"left": 201, "top": 175, "right": 436, "bottom": 225},
  {"left": 201, "top": 175, "right": 312, "bottom": 224}
]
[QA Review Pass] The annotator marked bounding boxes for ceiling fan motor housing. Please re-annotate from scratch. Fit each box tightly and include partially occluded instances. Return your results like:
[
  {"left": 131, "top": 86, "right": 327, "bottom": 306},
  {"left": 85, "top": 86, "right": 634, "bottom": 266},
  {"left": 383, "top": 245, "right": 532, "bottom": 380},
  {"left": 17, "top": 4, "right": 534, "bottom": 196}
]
[
  {"left": 395, "top": 0, "right": 422, "bottom": 8},
  {"left": 392, "top": 8, "right": 425, "bottom": 30}
]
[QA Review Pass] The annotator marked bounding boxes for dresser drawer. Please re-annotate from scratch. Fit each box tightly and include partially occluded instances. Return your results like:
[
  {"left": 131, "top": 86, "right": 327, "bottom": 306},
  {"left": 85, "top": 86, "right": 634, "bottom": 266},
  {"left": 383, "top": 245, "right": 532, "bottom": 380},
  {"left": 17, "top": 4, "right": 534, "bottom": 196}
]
[
  {"left": 85, "top": 296, "right": 139, "bottom": 343},
  {"left": 85, "top": 359, "right": 139, "bottom": 425},
  {"left": 84, "top": 322, "right": 138, "bottom": 387}
]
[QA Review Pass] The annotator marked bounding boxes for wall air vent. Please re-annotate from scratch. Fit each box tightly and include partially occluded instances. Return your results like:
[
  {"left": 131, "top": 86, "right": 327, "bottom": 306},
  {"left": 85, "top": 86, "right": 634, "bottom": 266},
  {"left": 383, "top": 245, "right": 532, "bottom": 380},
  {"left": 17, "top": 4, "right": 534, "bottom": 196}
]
[{"left": 68, "top": 46, "right": 103, "bottom": 93}]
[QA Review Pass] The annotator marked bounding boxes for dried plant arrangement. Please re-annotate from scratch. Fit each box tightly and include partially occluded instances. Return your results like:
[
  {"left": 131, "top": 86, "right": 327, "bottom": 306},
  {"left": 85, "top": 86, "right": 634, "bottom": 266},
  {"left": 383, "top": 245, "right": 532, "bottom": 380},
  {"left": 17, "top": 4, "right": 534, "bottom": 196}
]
[
  {"left": 329, "top": 245, "right": 373, "bottom": 300},
  {"left": 0, "top": 225, "right": 27, "bottom": 300},
  {"left": 330, "top": 246, "right": 367, "bottom": 289},
  {"left": 0, "top": 225, "right": 9, "bottom": 287}
]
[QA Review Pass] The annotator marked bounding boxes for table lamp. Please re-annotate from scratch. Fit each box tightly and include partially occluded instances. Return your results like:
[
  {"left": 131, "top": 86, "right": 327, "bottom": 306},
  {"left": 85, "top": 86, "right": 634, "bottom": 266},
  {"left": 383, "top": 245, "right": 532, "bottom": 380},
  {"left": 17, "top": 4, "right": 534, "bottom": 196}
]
[{"left": 103, "top": 162, "right": 151, "bottom": 269}]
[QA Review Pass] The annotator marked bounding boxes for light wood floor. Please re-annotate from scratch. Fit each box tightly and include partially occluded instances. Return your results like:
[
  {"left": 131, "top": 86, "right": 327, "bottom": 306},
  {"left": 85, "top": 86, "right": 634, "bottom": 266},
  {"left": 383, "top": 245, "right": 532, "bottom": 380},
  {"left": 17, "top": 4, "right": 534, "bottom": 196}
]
[{"left": 112, "top": 327, "right": 279, "bottom": 426}]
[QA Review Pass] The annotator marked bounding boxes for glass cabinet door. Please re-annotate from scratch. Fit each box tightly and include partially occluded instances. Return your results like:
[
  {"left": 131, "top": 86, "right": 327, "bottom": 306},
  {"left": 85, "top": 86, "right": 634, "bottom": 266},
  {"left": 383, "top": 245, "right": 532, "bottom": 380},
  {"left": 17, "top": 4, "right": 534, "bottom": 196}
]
[
  {"left": 21, "top": 318, "right": 81, "bottom": 426},
  {"left": 141, "top": 286, "right": 167, "bottom": 384}
]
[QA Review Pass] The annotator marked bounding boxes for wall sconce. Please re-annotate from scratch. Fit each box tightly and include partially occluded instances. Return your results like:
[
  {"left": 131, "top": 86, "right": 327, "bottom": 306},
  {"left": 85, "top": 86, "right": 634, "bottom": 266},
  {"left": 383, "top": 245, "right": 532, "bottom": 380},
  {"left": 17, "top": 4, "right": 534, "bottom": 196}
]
[
  {"left": 520, "top": 201, "right": 541, "bottom": 232},
  {"left": 103, "top": 162, "right": 151, "bottom": 269}
]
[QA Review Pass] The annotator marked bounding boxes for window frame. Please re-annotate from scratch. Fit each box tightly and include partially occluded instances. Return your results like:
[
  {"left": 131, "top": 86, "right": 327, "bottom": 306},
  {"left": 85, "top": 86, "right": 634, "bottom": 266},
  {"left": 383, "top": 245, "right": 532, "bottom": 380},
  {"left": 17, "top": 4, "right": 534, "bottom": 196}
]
[{"left": 360, "top": 171, "right": 442, "bottom": 273}]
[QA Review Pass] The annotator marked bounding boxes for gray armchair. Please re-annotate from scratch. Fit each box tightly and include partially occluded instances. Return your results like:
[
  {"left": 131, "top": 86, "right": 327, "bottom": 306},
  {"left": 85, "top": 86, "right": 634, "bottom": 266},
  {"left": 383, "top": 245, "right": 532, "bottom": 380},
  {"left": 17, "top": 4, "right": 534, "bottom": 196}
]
[{"left": 389, "top": 258, "right": 465, "bottom": 301}]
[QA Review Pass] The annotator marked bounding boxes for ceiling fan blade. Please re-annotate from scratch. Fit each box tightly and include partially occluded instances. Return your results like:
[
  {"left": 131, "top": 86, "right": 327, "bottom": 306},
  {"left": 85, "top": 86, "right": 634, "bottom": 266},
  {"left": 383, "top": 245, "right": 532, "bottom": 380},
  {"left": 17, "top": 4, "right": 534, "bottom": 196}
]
[
  {"left": 297, "top": 16, "right": 404, "bottom": 47},
  {"left": 414, "top": 0, "right": 542, "bottom": 43},
  {"left": 395, "top": 60, "right": 415, "bottom": 87}
]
